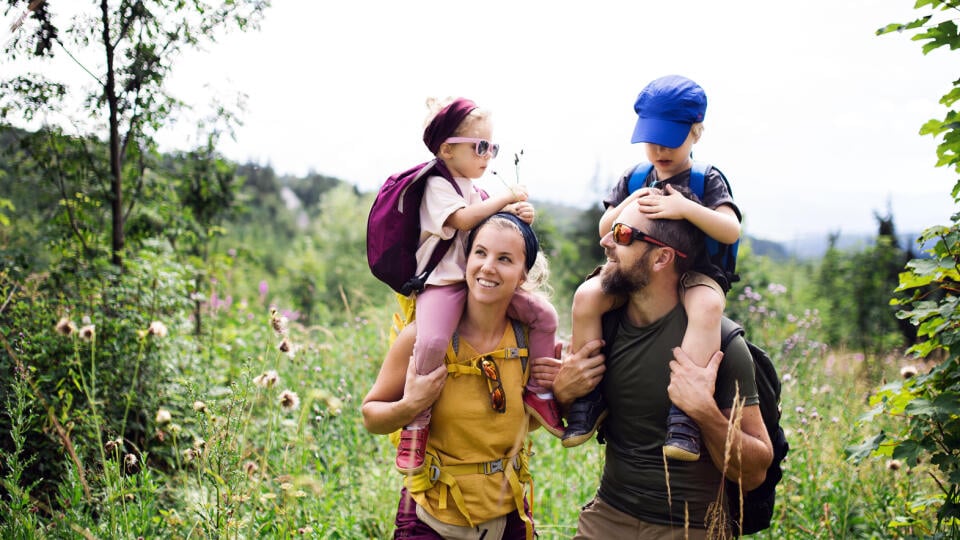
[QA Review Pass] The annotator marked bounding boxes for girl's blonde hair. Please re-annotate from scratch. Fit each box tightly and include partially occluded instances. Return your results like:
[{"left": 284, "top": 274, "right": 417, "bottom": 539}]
[{"left": 424, "top": 96, "right": 490, "bottom": 137}]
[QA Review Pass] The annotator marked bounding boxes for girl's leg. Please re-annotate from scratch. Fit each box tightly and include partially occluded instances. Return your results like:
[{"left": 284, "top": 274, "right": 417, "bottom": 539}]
[
  {"left": 408, "top": 283, "right": 466, "bottom": 427},
  {"left": 397, "top": 284, "right": 465, "bottom": 474},
  {"left": 664, "top": 273, "right": 725, "bottom": 461},
  {"left": 509, "top": 289, "right": 564, "bottom": 437},
  {"left": 508, "top": 289, "right": 559, "bottom": 394}
]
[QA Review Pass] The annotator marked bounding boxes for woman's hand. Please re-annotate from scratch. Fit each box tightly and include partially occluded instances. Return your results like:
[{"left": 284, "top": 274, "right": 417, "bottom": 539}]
[
  {"left": 529, "top": 355, "right": 561, "bottom": 391},
  {"left": 402, "top": 355, "right": 446, "bottom": 412}
]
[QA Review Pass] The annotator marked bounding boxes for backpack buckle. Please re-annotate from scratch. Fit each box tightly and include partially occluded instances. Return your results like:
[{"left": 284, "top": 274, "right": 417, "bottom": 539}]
[
  {"left": 503, "top": 347, "right": 520, "bottom": 359},
  {"left": 482, "top": 459, "right": 504, "bottom": 475}
]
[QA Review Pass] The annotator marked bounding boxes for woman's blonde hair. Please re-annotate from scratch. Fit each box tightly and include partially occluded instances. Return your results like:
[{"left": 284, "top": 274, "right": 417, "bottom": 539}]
[{"left": 468, "top": 214, "right": 554, "bottom": 299}]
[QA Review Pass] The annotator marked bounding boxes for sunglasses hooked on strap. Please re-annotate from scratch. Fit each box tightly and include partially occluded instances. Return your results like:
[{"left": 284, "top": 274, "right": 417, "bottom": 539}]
[{"left": 479, "top": 356, "right": 506, "bottom": 413}]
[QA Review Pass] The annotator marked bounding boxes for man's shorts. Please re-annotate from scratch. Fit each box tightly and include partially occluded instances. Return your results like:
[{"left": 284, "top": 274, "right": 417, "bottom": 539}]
[{"left": 573, "top": 495, "right": 715, "bottom": 540}]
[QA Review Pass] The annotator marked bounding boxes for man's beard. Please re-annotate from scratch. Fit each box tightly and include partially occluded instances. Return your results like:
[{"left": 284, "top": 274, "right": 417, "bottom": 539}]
[{"left": 600, "top": 249, "right": 653, "bottom": 296}]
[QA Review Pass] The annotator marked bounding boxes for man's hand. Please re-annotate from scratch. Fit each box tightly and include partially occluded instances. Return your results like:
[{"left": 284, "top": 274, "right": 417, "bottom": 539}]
[
  {"left": 667, "top": 347, "right": 723, "bottom": 421},
  {"left": 552, "top": 339, "right": 605, "bottom": 407}
]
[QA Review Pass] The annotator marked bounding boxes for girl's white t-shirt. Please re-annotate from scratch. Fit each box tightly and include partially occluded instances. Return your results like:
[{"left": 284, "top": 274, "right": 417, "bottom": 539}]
[{"left": 416, "top": 175, "right": 485, "bottom": 287}]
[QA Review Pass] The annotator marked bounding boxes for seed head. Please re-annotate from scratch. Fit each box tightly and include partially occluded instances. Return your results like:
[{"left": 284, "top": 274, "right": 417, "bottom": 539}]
[
  {"left": 900, "top": 365, "right": 918, "bottom": 380},
  {"left": 55, "top": 317, "right": 77, "bottom": 336},
  {"left": 147, "top": 321, "right": 168, "bottom": 338},
  {"left": 279, "top": 390, "right": 300, "bottom": 411},
  {"left": 254, "top": 370, "right": 279, "bottom": 388},
  {"left": 79, "top": 324, "right": 96, "bottom": 341}
]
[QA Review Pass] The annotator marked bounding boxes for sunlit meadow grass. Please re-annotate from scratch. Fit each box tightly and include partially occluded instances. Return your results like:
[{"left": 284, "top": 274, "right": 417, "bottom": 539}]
[{"left": 1, "top": 278, "right": 943, "bottom": 538}]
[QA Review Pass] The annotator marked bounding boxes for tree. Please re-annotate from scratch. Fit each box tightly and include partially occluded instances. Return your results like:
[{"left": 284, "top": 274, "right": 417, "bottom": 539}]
[
  {"left": 849, "top": 3, "right": 960, "bottom": 536},
  {"left": 1, "top": 0, "right": 268, "bottom": 267}
]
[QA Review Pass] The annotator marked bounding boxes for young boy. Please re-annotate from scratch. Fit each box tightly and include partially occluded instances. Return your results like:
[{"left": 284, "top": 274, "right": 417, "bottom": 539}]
[{"left": 564, "top": 75, "right": 742, "bottom": 461}]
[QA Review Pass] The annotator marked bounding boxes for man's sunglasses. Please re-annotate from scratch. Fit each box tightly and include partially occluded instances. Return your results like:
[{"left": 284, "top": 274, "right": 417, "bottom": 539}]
[
  {"left": 444, "top": 137, "right": 500, "bottom": 158},
  {"left": 611, "top": 222, "right": 687, "bottom": 259}
]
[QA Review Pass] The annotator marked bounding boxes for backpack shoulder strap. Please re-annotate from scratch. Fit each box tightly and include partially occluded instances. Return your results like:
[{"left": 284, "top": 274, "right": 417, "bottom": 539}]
[
  {"left": 627, "top": 162, "right": 655, "bottom": 193},
  {"left": 510, "top": 318, "right": 530, "bottom": 376},
  {"left": 720, "top": 317, "right": 745, "bottom": 351},
  {"left": 689, "top": 161, "right": 709, "bottom": 200}
]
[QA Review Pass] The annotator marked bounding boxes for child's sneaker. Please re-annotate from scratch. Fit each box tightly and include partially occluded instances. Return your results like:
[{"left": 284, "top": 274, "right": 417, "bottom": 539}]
[
  {"left": 396, "top": 426, "right": 429, "bottom": 474},
  {"left": 562, "top": 392, "right": 608, "bottom": 448},
  {"left": 524, "top": 391, "right": 564, "bottom": 438},
  {"left": 662, "top": 405, "right": 701, "bottom": 461}
]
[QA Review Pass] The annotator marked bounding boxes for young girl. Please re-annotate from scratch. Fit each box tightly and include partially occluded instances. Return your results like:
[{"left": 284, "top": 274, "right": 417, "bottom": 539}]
[
  {"left": 393, "top": 97, "right": 562, "bottom": 475},
  {"left": 564, "top": 76, "right": 741, "bottom": 461}
]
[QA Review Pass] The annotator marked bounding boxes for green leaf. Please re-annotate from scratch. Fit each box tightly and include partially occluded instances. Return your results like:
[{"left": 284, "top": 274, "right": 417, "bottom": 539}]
[{"left": 846, "top": 432, "right": 886, "bottom": 462}]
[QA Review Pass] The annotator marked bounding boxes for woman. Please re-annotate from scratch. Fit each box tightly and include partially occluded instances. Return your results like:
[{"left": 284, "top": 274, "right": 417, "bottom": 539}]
[{"left": 362, "top": 213, "right": 558, "bottom": 540}]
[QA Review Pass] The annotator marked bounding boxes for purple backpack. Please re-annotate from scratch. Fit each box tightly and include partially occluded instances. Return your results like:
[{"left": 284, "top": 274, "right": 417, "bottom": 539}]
[{"left": 367, "top": 160, "right": 480, "bottom": 296}]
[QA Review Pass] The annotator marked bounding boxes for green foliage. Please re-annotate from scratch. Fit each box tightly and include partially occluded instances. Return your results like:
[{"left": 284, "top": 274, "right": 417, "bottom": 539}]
[
  {"left": 845, "top": 5, "right": 960, "bottom": 537},
  {"left": 1, "top": 1, "right": 268, "bottom": 266}
]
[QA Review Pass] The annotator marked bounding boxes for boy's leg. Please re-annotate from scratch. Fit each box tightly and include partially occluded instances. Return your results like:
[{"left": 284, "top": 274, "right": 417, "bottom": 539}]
[
  {"left": 508, "top": 290, "right": 564, "bottom": 437},
  {"left": 397, "top": 284, "right": 465, "bottom": 474},
  {"left": 563, "top": 275, "right": 618, "bottom": 448},
  {"left": 664, "top": 272, "right": 724, "bottom": 461}
]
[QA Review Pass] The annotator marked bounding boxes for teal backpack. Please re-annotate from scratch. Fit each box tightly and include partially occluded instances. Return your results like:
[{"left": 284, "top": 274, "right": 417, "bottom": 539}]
[{"left": 627, "top": 161, "right": 740, "bottom": 287}]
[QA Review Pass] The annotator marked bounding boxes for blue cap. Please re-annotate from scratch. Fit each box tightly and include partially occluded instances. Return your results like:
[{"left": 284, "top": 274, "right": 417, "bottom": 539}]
[{"left": 631, "top": 75, "right": 707, "bottom": 148}]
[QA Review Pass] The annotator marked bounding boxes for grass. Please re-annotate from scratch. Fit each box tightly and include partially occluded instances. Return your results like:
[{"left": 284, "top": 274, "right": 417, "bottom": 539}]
[{"left": 0, "top": 282, "right": 945, "bottom": 539}]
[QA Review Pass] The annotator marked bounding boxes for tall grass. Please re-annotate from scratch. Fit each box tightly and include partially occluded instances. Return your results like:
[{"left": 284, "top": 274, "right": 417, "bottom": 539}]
[{"left": 0, "top": 269, "right": 943, "bottom": 539}]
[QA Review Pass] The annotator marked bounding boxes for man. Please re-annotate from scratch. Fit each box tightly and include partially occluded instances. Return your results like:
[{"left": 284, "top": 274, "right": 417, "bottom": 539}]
[{"left": 554, "top": 196, "right": 773, "bottom": 539}]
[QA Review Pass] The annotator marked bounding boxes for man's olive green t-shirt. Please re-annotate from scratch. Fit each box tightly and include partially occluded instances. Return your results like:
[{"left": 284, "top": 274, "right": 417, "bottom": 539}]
[{"left": 597, "top": 304, "right": 759, "bottom": 528}]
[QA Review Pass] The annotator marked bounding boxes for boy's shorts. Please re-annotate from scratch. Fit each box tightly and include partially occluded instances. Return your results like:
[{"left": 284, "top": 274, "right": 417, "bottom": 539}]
[{"left": 680, "top": 271, "right": 725, "bottom": 305}]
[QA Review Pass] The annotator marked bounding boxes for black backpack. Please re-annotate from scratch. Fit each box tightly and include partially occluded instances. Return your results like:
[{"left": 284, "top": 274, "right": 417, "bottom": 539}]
[
  {"left": 720, "top": 317, "right": 789, "bottom": 536},
  {"left": 598, "top": 311, "right": 788, "bottom": 535}
]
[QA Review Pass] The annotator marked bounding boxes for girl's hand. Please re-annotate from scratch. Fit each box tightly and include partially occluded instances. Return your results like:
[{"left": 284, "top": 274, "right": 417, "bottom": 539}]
[
  {"left": 509, "top": 184, "right": 529, "bottom": 203},
  {"left": 635, "top": 183, "right": 687, "bottom": 220},
  {"left": 512, "top": 201, "right": 536, "bottom": 224}
]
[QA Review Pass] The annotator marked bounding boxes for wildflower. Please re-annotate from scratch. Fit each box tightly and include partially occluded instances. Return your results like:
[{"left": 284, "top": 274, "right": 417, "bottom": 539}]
[
  {"left": 147, "top": 321, "right": 168, "bottom": 338},
  {"left": 254, "top": 370, "right": 279, "bottom": 388},
  {"left": 124, "top": 453, "right": 140, "bottom": 474},
  {"left": 183, "top": 448, "right": 196, "bottom": 462},
  {"left": 79, "top": 324, "right": 96, "bottom": 341},
  {"left": 279, "top": 390, "right": 300, "bottom": 411},
  {"left": 55, "top": 317, "right": 77, "bottom": 336},
  {"left": 279, "top": 338, "right": 293, "bottom": 354},
  {"left": 270, "top": 308, "right": 288, "bottom": 337},
  {"left": 168, "top": 423, "right": 182, "bottom": 435},
  {"left": 887, "top": 459, "right": 902, "bottom": 471},
  {"left": 782, "top": 373, "right": 793, "bottom": 383},
  {"left": 297, "top": 526, "right": 314, "bottom": 534},
  {"left": 155, "top": 408, "right": 172, "bottom": 424},
  {"left": 105, "top": 437, "right": 123, "bottom": 454},
  {"left": 193, "top": 400, "right": 207, "bottom": 413},
  {"left": 243, "top": 461, "right": 259, "bottom": 477},
  {"left": 193, "top": 438, "right": 206, "bottom": 451},
  {"left": 900, "top": 365, "right": 918, "bottom": 379}
]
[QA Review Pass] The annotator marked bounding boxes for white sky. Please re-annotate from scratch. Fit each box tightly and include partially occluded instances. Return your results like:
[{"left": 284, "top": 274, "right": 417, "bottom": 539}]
[{"left": 5, "top": 0, "right": 959, "bottom": 243}]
